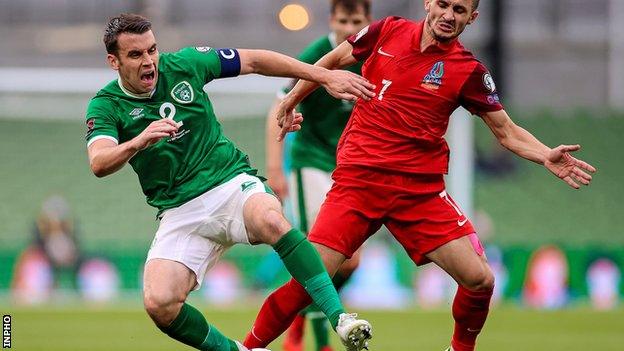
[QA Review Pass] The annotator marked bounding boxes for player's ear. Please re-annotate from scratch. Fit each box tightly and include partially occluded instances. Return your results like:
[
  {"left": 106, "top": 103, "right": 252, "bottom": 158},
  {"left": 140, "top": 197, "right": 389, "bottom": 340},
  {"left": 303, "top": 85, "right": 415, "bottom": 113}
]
[
  {"left": 107, "top": 53, "right": 120, "bottom": 71},
  {"left": 424, "top": 0, "right": 432, "bottom": 12},
  {"left": 467, "top": 10, "right": 479, "bottom": 25}
]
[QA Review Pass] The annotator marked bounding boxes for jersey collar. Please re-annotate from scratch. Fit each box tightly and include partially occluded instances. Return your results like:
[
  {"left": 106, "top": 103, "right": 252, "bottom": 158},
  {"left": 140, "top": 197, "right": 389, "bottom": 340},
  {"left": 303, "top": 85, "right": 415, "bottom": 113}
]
[
  {"left": 414, "top": 19, "right": 459, "bottom": 54},
  {"left": 117, "top": 78, "right": 156, "bottom": 99}
]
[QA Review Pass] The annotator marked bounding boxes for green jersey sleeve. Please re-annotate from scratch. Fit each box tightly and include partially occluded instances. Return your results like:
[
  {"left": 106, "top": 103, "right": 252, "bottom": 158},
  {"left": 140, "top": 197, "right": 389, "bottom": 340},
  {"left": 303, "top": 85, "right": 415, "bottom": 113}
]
[
  {"left": 176, "top": 47, "right": 241, "bottom": 84},
  {"left": 85, "top": 97, "right": 119, "bottom": 146}
]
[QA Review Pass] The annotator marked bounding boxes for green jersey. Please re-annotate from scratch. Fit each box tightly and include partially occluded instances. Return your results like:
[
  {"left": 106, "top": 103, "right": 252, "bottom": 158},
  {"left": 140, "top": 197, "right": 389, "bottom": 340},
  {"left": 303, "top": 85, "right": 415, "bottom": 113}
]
[
  {"left": 85, "top": 47, "right": 256, "bottom": 212},
  {"left": 288, "top": 34, "right": 363, "bottom": 172}
]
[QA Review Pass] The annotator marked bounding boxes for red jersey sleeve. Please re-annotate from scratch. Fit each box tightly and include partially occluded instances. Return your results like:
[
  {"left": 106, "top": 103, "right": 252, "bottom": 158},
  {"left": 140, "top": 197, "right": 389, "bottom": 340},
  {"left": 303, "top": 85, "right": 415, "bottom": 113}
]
[
  {"left": 347, "top": 17, "right": 391, "bottom": 61},
  {"left": 459, "top": 62, "right": 504, "bottom": 116}
]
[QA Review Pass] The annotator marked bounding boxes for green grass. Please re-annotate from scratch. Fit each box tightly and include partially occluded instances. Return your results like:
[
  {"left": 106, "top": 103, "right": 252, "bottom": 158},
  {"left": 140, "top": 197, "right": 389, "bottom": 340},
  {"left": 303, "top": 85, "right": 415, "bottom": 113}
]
[
  {"left": 0, "top": 117, "right": 264, "bottom": 252},
  {"left": 5, "top": 304, "right": 624, "bottom": 350},
  {"left": 474, "top": 112, "right": 624, "bottom": 246},
  {"left": 0, "top": 112, "right": 622, "bottom": 252}
]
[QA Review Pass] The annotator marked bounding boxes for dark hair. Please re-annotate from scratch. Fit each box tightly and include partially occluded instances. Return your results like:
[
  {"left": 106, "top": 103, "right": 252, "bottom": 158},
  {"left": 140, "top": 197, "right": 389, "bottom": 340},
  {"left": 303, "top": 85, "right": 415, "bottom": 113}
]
[
  {"left": 473, "top": 0, "right": 480, "bottom": 11},
  {"left": 103, "top": 13, "right": 152, "bottom": 55},
  {"left": 331, "top": 0, "right": 371, "bottom": 16}
]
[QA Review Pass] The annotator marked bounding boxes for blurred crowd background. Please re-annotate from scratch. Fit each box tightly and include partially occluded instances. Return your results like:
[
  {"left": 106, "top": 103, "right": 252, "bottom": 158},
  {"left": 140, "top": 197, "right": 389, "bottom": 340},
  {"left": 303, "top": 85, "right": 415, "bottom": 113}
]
[{"left": 1, "top": 0, "right": 623, "bottom": 311}]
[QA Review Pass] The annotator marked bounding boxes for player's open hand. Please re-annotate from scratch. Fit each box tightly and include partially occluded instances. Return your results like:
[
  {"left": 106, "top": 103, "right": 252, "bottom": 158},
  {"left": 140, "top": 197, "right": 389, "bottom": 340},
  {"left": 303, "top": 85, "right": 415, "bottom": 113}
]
[
  {"left": 320, "top": 69, "right": 376, "bottom": 102},
  {"left": 133, "top": 118, "right": 180, "bottom": 150},
  {"left": 544, "top": 144, "right": 596, "bottom": 189},
  {"left": 276, "top": 103, "right": 304, "bottom": 142}
]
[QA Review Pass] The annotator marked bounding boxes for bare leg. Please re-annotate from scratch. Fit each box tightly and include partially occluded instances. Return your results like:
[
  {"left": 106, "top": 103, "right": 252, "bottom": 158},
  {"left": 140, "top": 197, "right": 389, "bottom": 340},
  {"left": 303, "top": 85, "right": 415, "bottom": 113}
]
[
  {"left": 143, "top": 258, "right": 195, "bottom": 327},
  {"left": 426, "top": 235, "right": 494, "bottom": 351}
]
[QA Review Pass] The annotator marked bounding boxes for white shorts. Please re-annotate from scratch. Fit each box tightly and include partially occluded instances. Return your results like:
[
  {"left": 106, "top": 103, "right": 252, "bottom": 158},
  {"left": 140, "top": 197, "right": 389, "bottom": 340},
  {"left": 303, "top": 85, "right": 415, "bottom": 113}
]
[
  {"left": 288, "top": 167, "right": 333, "bottom": 232},
  {"left": 146, "top": 173, "right": 271, "bottom": 290}
]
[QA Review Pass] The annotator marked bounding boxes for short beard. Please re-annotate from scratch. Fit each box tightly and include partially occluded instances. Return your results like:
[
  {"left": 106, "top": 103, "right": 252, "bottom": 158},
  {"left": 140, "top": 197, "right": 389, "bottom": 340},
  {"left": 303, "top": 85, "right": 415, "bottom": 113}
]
[{"left": 425, "top": 14, "right": 463, "bottom": 43}]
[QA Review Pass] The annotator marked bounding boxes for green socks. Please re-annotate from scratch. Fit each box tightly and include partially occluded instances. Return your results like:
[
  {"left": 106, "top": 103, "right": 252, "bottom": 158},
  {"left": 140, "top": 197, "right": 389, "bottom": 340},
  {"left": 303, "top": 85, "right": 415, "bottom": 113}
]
[
  {"left": 159, "top": 303, "right": 238, "bottom": 351},
  {"left": 308, "top": 271, "right": 351, "bottom": 350},
  {"left": 307, "top": 305, "right": 330, "bottom": 350},
  {"left": 273, "top": 228, "right": 345, "bottom": 328}
]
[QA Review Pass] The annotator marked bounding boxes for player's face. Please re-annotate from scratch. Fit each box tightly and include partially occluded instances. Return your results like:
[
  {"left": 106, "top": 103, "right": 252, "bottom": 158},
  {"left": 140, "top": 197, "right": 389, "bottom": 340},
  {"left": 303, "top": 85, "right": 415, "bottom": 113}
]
[
  {"left": 424, "top": 0, "right": 479, "bottom": 42},
  {"left": 330, "top": 5, "right": 371, "bottom": 44},
  {"left": 107, "top": 30, "right": 159, "bottom": 94}
]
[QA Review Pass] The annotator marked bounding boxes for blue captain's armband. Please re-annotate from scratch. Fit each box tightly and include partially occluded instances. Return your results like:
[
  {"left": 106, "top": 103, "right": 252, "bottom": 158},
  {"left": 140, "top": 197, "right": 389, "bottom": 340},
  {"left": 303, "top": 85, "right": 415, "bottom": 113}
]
[{"left": 215, "top": 48, "right": 241, "bottom": 78}]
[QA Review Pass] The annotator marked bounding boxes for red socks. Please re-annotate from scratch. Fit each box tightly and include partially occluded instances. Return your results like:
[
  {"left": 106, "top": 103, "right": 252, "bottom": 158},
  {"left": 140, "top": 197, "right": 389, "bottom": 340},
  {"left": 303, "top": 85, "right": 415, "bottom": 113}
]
[
  {"left": 245, "top": 279, "right": 492, "bottom": 350},
  {"left": 450, "top": 286, "right": 493, "bottom": 351},
  {"left": 244, "top": 279, "right": 312, "bottom": 348}
]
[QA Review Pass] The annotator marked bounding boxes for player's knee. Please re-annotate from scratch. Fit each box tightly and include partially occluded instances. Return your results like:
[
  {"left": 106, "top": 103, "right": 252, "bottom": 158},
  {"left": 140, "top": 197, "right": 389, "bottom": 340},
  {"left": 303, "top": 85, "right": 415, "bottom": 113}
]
[
  {"left": 143, "top": 289, "right": 185, "bottom": 326},
  {"left": 259, "top": 209, "right": 291, "bottom": 244},
  {"left": 461, "top": 265, "right": 495, "bottom": 291}
]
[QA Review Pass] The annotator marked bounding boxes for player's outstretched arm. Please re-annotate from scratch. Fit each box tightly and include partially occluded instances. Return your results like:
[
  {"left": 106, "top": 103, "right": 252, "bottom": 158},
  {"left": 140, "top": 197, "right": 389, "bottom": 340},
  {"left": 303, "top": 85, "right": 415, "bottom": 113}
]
[
  {"left": 237, "top": 48, "right": 373, "bottom": 102},
  {"left": 265, "top": 97, "right": 290, "bottom": 199},
  {"left": 271, "top": 42, "right": 366, "bottom": 141},
  {"left": 87, "top": 118, "right": 179, "bottom": 177},
  {"left": 480, "top": 109, "right": 596, "bottom": 189}
]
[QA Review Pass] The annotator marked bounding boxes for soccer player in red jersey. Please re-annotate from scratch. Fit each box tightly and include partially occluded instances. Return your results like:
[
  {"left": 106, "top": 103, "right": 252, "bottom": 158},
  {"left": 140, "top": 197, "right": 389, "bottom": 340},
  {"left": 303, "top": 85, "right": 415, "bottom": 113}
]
[{"left": 244, "top": 1, "right": 597, "bottom": 350}]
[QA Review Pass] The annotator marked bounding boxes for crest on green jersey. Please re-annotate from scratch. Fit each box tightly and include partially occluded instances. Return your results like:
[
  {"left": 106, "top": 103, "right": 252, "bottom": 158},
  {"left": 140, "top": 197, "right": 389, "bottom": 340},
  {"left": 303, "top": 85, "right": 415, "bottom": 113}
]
[{"left": 171, "top": 81, "right": 194, "bottom": 104}]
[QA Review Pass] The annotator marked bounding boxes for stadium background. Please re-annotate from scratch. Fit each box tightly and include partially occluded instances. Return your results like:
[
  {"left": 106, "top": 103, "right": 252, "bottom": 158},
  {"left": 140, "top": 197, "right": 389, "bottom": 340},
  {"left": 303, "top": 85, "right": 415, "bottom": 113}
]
[{"left": 1, "top": 0, "right": 623, "bottom": 350}]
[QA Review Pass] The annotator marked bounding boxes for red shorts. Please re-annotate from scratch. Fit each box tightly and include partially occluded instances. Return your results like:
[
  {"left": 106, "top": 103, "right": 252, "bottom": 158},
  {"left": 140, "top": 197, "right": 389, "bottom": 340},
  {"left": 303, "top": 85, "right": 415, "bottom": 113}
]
[{"left": 308, "top": 165, "right": 477, "bottom": 265}]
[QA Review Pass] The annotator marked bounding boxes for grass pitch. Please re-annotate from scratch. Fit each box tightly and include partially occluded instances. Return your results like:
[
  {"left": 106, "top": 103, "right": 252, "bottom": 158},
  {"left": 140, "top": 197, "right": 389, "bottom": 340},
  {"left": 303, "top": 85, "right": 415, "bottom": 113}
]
[{"left": 5, "top": 304, "right": 624, "bottom": 350}]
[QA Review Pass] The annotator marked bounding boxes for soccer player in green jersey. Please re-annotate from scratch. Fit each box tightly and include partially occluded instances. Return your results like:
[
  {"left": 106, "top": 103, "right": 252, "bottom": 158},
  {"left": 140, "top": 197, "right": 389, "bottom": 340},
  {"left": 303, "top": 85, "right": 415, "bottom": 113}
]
[
  {"left": 85, "top": 14, "right": 376, "bottom": 351},
  {"left": 264, "top": 2, "right": 371, "bottom": 351}
]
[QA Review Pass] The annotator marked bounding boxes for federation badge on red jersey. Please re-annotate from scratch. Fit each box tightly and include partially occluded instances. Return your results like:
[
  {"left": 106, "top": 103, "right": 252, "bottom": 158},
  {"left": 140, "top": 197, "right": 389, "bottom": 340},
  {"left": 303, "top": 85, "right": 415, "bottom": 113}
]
[{"left": 421, "top": 61, "right": 444, "bottom": 90}]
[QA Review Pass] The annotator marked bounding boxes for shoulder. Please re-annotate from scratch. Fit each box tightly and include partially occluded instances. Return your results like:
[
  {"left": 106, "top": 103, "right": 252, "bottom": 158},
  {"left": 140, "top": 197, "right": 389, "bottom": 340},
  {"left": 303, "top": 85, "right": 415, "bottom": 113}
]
[
  {"left": 87, "top": 82, "right": 123, "bottom": 116},
  {"left": 448, "top": 43, "right": 484, "bottom": 74},
  {"left": 86, "top": 94, "right": 117, "bottom": 117},
  {"left": 381, "top": 16, "right": 417, "bottom": 33},
  {"left": 165, "top": 46, "right": 215, "bottom": 58},
  {"left": 159, "top": 47, "right": 220, "bottom": 70},
  {"left": 89, "top": 82, "right": 118, "bottom": 109}
]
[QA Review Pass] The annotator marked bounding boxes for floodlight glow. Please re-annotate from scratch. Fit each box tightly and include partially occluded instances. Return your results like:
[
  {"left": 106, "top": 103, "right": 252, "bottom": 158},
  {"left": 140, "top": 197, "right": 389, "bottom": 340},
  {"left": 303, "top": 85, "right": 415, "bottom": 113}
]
[{"left": 278, "top": 4, "right": 310, "bottom": 31}]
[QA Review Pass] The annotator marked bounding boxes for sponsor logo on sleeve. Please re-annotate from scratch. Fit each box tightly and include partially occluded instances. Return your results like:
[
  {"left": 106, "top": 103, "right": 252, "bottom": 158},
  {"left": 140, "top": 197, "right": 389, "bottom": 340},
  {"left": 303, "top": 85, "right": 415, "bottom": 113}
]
[
  {"left": 482, "top": 73, "right": 497, "bottom": 93},
  {"left": 171, "top": 81, "right": 194, "bottom": 104},
  {"left": 85, "top": 118, "right": 95, "bottom": 138},
  {"left": 354, "top": 25, "right": 369, "bottom": 42},
  {"left": 421, "top": 61, "right": 445, "bottom": 90},
  {"left": 195, "top": 46, "right": 212, "bottom": 52},
  {"left": 486, "top": 93, "right": 500, "bottom": 105}
]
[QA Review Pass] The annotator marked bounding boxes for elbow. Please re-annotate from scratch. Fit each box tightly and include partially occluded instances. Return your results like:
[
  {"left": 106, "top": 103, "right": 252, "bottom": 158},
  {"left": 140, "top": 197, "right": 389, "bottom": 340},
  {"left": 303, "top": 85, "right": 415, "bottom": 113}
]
[{"left": 90, "top": 161, "right": 108, "bottom": 178}]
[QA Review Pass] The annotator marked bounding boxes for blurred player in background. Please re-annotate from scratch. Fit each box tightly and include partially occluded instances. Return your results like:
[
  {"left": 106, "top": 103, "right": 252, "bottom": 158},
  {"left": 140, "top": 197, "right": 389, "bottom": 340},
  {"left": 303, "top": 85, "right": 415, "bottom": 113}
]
[
  {"left": 85, "top": 13, "right": 376, "bottom": 351},
  {"left": 246, "top": 1, "right": 597, "bottom": 351},
  {"left": 264, "top": 1, "right": 371, "bottom": 351}
]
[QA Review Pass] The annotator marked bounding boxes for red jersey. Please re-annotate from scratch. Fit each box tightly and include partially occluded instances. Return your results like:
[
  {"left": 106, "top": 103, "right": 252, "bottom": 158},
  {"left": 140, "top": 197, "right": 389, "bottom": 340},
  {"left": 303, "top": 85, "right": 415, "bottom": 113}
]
[{"left": 342, "top": 17, "right": 504, "bottom": 174}]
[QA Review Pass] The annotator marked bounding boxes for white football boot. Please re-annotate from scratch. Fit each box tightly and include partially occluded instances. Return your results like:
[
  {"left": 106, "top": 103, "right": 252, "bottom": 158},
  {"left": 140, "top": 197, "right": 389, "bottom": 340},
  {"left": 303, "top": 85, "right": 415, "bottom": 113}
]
[
  {"left": 234, "top": 340, "right": 271, "bottom": 351},
  {"left": 335, "top": 313, "right": 372, "bottom": 351}
]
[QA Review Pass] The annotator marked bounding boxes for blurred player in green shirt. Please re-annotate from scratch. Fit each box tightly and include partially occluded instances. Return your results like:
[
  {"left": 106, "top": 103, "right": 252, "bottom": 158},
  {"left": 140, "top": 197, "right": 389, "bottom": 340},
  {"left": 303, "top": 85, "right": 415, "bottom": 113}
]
[
  {"left": 85, "top": 13, "right": 376, "bottom": 351},
  {"left": 264, "top": 2, "right": 371, "bottom": 351}
]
